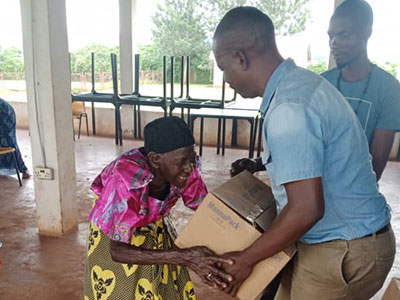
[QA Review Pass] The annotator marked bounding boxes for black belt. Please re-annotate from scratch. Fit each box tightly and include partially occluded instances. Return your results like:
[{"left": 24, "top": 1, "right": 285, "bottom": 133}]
[{"left": 363, "top": 224, "right": 390, "bottom": 238}]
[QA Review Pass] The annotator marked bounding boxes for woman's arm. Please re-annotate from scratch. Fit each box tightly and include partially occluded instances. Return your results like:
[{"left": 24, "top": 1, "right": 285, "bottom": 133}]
[{"left": 110, "top": 240, "right": 233, "bottom": 288}]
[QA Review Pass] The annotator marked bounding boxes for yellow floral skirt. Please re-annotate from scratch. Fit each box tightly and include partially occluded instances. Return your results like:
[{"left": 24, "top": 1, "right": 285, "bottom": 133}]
[{"left": 83, "top": 217, "right": 195, "bottom": 300}]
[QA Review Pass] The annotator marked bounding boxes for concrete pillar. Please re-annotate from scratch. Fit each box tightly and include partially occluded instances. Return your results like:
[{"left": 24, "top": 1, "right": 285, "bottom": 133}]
[
  {"left": 328, "top": 0, "right": 346, "bottom": 68},
  {"left": 119, "top": 0, "right": 138, "bottom": 94},
  {"left": 20, "top": 0, "right": 78, "bottom": 236}
]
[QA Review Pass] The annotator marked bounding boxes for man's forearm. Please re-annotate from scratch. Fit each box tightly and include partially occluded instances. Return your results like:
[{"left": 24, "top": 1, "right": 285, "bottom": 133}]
[
  {"left": 242, "top": 202, "right": 321, "bottom": 266},
  {"left": 370, "top": 129, "right": 395, "bottom": 181},
  {"left": 372, "top": 156, "right": 387, "bottom": 182},
  {"left": 243, "top": 177, "right": 324, "bottom": 266}
]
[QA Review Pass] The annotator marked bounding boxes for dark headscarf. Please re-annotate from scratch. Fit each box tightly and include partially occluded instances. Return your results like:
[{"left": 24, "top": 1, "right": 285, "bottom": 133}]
[{"left": 144, "top": 117, "right": 195, "bottom": 154}]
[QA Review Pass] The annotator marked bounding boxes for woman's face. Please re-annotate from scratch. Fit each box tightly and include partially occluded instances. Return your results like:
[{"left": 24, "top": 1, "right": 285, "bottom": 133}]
[{"left": 157, "top": 145, "right": 196, "bottom": 188}]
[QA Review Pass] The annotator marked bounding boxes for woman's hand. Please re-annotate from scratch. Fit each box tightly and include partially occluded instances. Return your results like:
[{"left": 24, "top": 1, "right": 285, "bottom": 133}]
[
  {"left": 182, "top": 246, "right": 234, "bottom": 289},
  {"left": 219, "top": 251, "right": 256, "bottom": 297}
]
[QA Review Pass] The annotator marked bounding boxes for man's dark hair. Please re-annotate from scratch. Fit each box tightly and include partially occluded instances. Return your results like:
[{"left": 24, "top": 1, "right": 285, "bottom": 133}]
[
  {"left": 213, "top": 6, "right": 276, "bottom": 53},
  {"left": 333, "top": 0, "right": 373, "bottom": 30}
]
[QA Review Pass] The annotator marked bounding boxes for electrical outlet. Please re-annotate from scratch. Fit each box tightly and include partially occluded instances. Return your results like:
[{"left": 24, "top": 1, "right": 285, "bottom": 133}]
[{"left": 34, "top": 167, "right": 54, "bottom": 180}]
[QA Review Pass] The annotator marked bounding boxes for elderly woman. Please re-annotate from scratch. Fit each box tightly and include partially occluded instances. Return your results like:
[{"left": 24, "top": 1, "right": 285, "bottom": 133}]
[{"left": 84, "top": 117, "right": 231, "bottom": 300}]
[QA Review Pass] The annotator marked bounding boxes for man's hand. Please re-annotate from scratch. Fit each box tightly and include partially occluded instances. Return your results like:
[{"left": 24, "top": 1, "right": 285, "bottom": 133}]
[
  {"left": 219, "top": 251, "right": 256, "bottom": 297},
  {"left": 230, "top": 157, "right": 265, "bottom": 177},
  {"left": 218, "top": 177, "right": 324, "bottom": 297}
]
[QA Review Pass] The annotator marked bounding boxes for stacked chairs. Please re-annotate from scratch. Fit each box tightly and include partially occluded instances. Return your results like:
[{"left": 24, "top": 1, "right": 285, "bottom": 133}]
[
  {"left": 71, "top": 53, "right": 116, "bottom": 138},
  {"left": 71, "top": 53, "right": 168, "bottom": 145},
  {"left": 119, "top": 54, "right": 168, "bottom": 139},
  {"left": 113, "top": 55, "right": 168, "bottom": 145},
  {"left": 71, "top": 53, "right": 116, "bottom": 135},
  {"left": 72, "top": 52, "right": 261, "bottom": 156},
  {"left": 169, "top": 56, "right": 236, "bottom": 123},
  {"left": 165, "top": 56, "right": 259, "bottom": 158}
]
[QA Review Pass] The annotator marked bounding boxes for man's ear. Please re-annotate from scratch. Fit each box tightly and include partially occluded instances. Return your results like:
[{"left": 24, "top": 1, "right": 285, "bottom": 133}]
[
  {"left": 362, "top": 26, "right": 372, "bottom": 41},
  {"left": 233, "top": 50, "right": 249, "bottom": 71},
  {"left": 147, "top": 152, "right": 162, "bottom": 169}
]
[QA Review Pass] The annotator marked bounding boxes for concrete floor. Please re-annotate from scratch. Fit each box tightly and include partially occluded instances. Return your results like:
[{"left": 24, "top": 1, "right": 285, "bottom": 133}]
[{"left": 0, "top": 130, "right": 399, "bottom": 300}]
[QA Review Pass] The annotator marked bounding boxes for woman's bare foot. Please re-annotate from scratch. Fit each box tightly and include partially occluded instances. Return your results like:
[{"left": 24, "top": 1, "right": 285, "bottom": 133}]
[{"left": 22, "top": 172, "right": 30, "bottom": 179}]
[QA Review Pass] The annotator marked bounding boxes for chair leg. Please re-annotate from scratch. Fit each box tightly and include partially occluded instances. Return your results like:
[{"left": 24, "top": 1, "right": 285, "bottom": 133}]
[
  {"left": 72, "top": 118, "right": 75, "bottom": 141},
  {"left": 199, "top": 117, "right": 204, "bottom": 156},
  {"left": 249, "top": 120, "right": 255, "bottom": 159},
  {"left": 85, "top": 113, "right": 89, "bottom": 136},
  {"left": 118, "top": 109, "right": 123, "bottom": 146},
  {"left": 231, "top": 119, "right": 238, "bottom": 146},
  {"left": 12, "top": 152, "right": 22, "bottom": 187},
  {"left": 114, "top": 105, "right": 123, "bottom": 146},
  {"left": 217, "top": 118, "right": 221, "bottom": 155},
  {"left": 222, "top": 118, "right": 226, "bottom": 156},
  {"left": 91, "top": 101, "right": 96, "bottom": 135},
  {"left": 187, "top": 108, "right": 191, "bottom": 124},
  {"left": 78, "top": 115, "right": 82, "bottom": 139},
  {"left": 188, "top": 114, "right": 191, "bottom": 132},
  {"left": 138, "top": 105, "right": 142, "bottom": 139},
  {"left": 190, "top": 116, "right": 195, "bottom": 133},
  {"left": 133, "top": 105, "right": 137, "bottom": 139},
  {"left": 115, "top": 107, "right": 119, "bottom": 145}
]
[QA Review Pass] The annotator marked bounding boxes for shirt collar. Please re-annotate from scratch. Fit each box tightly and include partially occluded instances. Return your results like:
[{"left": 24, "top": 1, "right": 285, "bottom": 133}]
[{"left": 259, "top": 59, "right": 297, "bottom": 117}]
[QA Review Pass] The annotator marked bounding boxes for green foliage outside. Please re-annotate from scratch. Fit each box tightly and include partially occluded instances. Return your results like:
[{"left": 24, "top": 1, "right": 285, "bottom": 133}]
[
  {"left": 70, "top": 44, "right": 119, "bottom": 73},
  {"left": 205, "top": 0, "right": 310, "bottom": 36},
  {"left": 138, "top": 44, "right": 163, "bottom": 71},
  {"left": 152, "top": 0, "right": 210, "bottom": 71},
  {"left": 255, "top": 0, "right": 310, "bottom": 35},
  {"left": 307, "top": 61, "right": 328, "bottom": 74},
  {"left": 138, "top": 43, "right": 212, "bottom": 84},
  {"left": 374, "top": 61, "right": 398, "bottom": 78},
  {"left": 202, "top": 0, "right": 248, "bottom": 37},
  {"left": 0, "top": 46, "right": 24, "bottom": 72},
  {"left": 0, "top": 0, "right": 312, "bottom": 85},
  {"left": 2, "top": 1, "right": 399, "bottom": 85},
  {"left": 148, "top": 0, "right": 311, "bottom": 84},
  {"left": 307, "top": 60, "right": 399, "bottom": 78}
]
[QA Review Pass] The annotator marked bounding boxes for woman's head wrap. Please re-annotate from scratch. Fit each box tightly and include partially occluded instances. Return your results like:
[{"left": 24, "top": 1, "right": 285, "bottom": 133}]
[{"left": 144, "top": 117, "right": 195, "bottom": 154}]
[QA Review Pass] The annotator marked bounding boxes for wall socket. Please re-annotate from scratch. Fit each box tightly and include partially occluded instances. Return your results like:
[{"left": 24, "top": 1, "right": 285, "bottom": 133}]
[{"left": 34, "top": 167, "right": 54, "bottom": 180}]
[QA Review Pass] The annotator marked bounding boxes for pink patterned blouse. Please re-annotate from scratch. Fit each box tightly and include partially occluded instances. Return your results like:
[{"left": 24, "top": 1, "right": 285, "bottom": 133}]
[{"left": 89, "top": 147, "right": 207, "bottom": 243}]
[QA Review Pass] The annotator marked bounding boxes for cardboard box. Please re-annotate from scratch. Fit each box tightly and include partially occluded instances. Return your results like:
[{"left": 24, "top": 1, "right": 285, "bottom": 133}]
[
  {"left": 175, "top": 171, "right": 296, "bottom": 300},
  {"left": 381, "top": 278, "right": 400, "bottom": 300}
]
